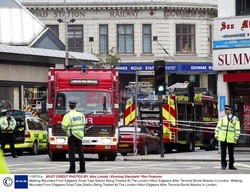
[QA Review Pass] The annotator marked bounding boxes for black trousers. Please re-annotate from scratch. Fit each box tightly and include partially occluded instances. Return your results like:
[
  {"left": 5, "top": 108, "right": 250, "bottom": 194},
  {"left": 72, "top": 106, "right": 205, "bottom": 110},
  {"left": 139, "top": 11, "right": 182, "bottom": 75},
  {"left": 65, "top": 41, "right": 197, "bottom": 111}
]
[
  {"left": 1, "top": 133, "right": 17, "bottom": 157},
  {"left": 220, "top": 141, "right": 235, "bottom": 168},
  {"left": 68, "top": 135, "right": 85, "bottom": 171}
]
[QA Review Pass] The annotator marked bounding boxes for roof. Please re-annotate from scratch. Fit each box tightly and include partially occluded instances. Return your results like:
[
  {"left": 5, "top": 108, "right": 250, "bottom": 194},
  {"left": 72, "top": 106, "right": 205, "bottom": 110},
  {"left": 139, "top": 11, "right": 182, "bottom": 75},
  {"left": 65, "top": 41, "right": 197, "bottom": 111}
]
[
  {"left": 0, "top": 0, "right": 45, "bottom": 45},
  {"left": 30, "top": 27, "right": 65, "bottom": 50},
  {"left": 19, "top": 0, "right": 218, "bottom": 6},
  {"left": 0, "top": 44, "right": 99, "bottom": 66}
]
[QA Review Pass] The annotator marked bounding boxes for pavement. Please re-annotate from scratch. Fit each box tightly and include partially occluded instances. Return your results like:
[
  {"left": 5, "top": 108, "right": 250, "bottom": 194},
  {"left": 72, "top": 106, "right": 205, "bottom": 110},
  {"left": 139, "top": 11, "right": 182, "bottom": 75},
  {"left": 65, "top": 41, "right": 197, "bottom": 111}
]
[{"left": 121, "top": 149, "right": 250, "bottom": 162}]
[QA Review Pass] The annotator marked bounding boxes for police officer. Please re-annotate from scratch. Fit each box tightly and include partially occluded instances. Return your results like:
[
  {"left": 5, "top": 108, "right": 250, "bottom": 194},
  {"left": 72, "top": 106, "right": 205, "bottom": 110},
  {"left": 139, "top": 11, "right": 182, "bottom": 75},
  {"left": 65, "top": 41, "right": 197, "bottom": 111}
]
[
  {"left": 62, "top": 101, "right": 86, "bottom": 173},
  {"left": 215, "top": 105, "right": 240, "bottom": 170},
  {"left": 0, "top": 111, "right": 18, "bottom": 158}
]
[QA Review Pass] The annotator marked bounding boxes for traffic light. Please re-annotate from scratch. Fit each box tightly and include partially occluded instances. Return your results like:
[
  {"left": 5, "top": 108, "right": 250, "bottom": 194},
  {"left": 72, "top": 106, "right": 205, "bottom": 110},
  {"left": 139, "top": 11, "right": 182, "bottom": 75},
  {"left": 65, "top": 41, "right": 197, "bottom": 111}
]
[
  {"left": 154, "top": 60, "right": 166, "bottom": 95},
  {"left": 188, "top": 83, "right": 195, "bottom": 103}
]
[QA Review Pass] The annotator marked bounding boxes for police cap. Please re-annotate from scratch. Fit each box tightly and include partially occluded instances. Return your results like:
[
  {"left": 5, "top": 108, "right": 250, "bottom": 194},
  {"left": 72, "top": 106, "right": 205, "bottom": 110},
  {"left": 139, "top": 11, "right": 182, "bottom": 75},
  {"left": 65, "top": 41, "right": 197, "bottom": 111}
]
[
  {"left": 225, "top": 105, "right": 233, "bottom": 111},
  {"left": 68, "top": 100, "right": 78, "bottom": 105}
]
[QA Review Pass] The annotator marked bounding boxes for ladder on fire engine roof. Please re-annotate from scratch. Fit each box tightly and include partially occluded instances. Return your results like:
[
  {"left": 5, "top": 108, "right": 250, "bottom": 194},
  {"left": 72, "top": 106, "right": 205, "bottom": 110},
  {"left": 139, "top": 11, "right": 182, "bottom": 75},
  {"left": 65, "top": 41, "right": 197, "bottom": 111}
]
[
  {"left": 125, "top": 82, "right": 153, "bottom": 94},
  {"left": 166, "top": 82, "right": 207, "bottom": 95}
]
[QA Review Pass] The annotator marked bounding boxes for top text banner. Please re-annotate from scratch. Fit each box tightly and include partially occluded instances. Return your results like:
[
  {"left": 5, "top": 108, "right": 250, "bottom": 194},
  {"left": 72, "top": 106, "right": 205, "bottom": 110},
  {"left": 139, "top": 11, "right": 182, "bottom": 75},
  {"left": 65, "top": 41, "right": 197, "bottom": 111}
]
[{"left": 214, "top": 17, "right": 250, "bottom": 41}]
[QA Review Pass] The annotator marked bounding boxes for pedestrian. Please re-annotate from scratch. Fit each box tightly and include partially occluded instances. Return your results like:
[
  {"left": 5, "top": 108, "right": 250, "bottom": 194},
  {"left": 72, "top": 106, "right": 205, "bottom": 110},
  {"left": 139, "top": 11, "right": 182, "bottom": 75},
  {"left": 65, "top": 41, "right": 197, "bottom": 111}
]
[
  {"left": 0, "top": 111, "right": 18, "bottom": 158},
  {"left": 215, "top": 105, "right": 240, "bottom": 170},
  {"left": 62, "top": 101, "right": 86, "bottom": 173}
]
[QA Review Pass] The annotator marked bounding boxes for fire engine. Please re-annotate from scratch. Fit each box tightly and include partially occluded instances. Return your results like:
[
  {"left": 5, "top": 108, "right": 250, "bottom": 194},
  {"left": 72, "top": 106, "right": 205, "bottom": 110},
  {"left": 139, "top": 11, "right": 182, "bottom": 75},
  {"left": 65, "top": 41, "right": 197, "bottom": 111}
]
[
  {"left": 123, "top": 82, "right": 218, "bottom": 152},
  {"left": 47, "top": 68, "right": 119, "bottom": 161}
]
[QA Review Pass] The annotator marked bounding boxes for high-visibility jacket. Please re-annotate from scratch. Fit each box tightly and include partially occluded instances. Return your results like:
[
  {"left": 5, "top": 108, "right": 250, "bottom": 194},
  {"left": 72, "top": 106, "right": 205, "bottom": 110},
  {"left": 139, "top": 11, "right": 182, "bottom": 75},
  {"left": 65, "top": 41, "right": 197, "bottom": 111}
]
[
  {"left": 0, "top": 116, "right": 16, "bottom": 133},
  {"left": 61, "top": 110, "right": 85, "bottom": 140},
  {"left": 0, "top": 149, "right": 9, "bottom": 174},
  {"left": 215, "top": 115, "right": 240, "bottom": 143}
]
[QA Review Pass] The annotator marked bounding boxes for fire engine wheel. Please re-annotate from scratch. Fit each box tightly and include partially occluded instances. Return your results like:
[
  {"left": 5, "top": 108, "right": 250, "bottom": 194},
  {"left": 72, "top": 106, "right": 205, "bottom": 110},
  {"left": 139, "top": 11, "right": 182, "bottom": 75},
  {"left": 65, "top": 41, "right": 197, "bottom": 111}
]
[
  {"left": 30, "top": 141, "right": 38, "bottom": 155},
  {"left": 107, "top": 153, "right": 117, "bottom": 161},
  {"left": 49, "top": 151, "right": 66, "bottom": 161},
  {"left": 205, "top": 138, "right": 216, "bottom": 151},
  {"left": 186, "top": 137, "right": 195, "bottom": 152},
  {"left": 98, "top": 153, "right": 107, "bottom": 160},
  {"left": 141, "top": 144, "right": 148, "bottom": 155}
]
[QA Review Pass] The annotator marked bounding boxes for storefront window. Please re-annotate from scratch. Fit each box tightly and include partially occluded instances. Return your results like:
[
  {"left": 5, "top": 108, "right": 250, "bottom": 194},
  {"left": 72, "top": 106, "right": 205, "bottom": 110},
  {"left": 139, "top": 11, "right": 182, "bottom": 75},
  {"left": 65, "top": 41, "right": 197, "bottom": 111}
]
[
  {"left": 232, "top": 82, "right": 250, "bottom": 147},
  {"left": 23, "top": 87, "right": 47, "bottom": 111},
  {"left": 0, "top": 86, "right": 15, "bottom": 111}
]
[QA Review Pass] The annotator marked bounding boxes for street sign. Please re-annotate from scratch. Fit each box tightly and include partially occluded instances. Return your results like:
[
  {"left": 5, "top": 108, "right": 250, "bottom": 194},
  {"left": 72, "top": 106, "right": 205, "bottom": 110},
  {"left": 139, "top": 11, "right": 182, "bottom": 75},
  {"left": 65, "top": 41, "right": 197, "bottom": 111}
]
[
  {"left": 189, "top": 75, "right": 196, "bottom": 83},
  {"left": 138, "top": 71, "right": 154, "bottom": 75}
]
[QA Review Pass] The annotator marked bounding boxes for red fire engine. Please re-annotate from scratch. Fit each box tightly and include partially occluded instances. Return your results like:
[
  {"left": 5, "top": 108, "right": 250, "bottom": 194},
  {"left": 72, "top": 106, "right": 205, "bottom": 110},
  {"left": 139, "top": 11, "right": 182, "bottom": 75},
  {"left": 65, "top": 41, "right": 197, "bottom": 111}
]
[
  {"left": 47, "top": 68, "right": 119, "bottom": 161},
  {"left": 124, "top": 82, "right": 218, "bottom": 153}
]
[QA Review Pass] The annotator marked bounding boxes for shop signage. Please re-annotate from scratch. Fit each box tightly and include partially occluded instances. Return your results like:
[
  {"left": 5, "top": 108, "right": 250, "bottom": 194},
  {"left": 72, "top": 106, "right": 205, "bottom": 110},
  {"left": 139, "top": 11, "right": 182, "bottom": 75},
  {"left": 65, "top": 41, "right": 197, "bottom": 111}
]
[
  {"left": 214, "top": 17, "right": 250, "bottom": 41},
  {"left": 213, "top": 48, "right": 250, "bottom": 70},
  {"left": 118, "top": 63, "right": 213, "bottom": 73},
  {"left": 213, "top": 39, "right": 250, "bottom": 49},
  {"left": 243, "top": 104, "right": 250, "bottom": 132},
  {"left": 219, "top": 96, "right": 226, "bottom": 112}
]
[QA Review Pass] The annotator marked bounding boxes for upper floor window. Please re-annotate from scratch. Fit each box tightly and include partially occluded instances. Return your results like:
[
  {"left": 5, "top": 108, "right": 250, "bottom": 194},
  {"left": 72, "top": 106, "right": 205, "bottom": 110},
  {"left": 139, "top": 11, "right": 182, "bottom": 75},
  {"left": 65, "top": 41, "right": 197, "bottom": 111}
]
[
  {"left": 209, "top": 25, "right": 213, "bottom": 55},
  {"left": 236, "top": 0, "right": 250, "bottom": 16},
  {"left": 47, "top": 25, "right": 59, "bottom": 37},
  {"left": 68, "top": 25, "right": 83, "bottom": 52},
  {"left": 117, "top": 25, "right": 134, "bottom": 54},
  {"left": 142, "top": 24, "right": 152, "bottom": 53},
  {"left": 99, "top": 25, "right": 109, "bottom": 54},
  {"left": 176, "top": 24, "right": 195, "bottom": 54}
]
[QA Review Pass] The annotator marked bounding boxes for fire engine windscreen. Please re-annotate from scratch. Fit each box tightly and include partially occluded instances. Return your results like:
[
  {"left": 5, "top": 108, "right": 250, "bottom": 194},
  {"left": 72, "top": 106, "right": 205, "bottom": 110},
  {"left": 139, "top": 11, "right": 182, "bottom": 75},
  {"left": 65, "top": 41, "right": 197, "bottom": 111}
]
[{"left": 55, "top": 91, "right": 113, "bottom": 115}]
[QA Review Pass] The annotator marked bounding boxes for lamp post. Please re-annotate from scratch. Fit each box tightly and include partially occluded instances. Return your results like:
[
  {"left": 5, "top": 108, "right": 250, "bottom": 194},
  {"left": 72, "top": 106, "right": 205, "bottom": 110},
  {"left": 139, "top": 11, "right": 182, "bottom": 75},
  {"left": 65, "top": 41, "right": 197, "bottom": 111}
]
[{"left": 64, "top": 0, "right": 68, "bottom": 68}]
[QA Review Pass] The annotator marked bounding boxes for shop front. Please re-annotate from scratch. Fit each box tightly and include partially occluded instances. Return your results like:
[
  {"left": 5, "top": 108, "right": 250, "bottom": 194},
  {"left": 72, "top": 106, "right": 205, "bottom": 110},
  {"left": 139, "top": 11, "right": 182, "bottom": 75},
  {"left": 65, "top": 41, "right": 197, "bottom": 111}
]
[
  {"left": 213, "top": 16, "right": 250, "bottom": 147},
  {"left": 118, "top": 62, "right": 216, "bottom": 95},
  {"left": 223, "top": 72, "right": 250, "bottom": 146}
]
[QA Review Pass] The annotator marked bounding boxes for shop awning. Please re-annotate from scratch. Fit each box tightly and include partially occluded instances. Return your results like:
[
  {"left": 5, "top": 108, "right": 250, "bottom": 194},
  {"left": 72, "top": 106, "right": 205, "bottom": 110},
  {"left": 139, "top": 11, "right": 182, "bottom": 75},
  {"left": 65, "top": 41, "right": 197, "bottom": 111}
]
[
  {"left": 0, "top": 44, "right": 99, "bottom": 67},
  {"left": 224, "top": 73, "right": 250, "bottom": 82}
]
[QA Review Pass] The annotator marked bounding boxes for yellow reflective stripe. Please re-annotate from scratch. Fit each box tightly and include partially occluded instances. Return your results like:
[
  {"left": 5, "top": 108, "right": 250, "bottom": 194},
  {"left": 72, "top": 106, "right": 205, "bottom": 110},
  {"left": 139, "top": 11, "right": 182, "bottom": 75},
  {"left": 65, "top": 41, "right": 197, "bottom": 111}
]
[
  {"left": 67, "top": 114, "right": 73, "bottom": 126},
  {"left": 162, "top": 107, "right": 175, "bottom": 126}
]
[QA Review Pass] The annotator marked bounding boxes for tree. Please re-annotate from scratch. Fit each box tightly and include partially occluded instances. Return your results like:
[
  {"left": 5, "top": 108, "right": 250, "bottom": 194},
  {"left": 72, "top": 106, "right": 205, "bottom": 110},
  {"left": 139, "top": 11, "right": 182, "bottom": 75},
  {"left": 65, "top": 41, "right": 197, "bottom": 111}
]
[{"left": 100, "top": 47, "right": 121, "bottom": 68}]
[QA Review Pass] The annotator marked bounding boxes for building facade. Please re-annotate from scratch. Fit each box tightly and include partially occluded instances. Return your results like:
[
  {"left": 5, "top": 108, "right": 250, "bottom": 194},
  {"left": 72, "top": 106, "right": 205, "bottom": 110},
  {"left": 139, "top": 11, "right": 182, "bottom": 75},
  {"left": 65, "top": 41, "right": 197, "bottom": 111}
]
[
  {"left": 213, "top": 0, "right": 250, "bottom": 146},
  {"left": 20, "top": 0, "right": 218, "bottom": 94},
  {"left": 0, "top": 0, "right": 98, "bottom": 112}
]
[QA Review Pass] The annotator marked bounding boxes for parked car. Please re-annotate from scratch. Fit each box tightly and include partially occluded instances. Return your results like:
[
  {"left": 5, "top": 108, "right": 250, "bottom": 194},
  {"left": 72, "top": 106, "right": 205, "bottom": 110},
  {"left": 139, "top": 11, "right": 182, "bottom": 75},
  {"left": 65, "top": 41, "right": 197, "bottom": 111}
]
[
  {"left": 118, "top": 125, "right": 160, "bottom": 155},
  {"left": 0, "top": 110, "right": 48, "bottom": 155}
]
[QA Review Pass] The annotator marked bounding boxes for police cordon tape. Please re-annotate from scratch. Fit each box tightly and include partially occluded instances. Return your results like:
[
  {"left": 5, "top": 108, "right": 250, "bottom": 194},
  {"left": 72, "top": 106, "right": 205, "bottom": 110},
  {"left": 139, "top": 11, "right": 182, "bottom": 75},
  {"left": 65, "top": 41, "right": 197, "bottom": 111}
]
[{"left": 134, "top": 119, "right": 250, "bottom": 137}]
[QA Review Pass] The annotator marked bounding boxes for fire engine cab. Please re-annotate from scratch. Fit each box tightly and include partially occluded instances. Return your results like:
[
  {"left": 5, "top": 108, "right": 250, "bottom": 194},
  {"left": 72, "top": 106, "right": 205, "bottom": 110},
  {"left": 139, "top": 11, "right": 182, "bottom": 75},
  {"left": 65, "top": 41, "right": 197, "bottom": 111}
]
[{"left": 47, "top": 68, "right": 119, "bottom": 161}]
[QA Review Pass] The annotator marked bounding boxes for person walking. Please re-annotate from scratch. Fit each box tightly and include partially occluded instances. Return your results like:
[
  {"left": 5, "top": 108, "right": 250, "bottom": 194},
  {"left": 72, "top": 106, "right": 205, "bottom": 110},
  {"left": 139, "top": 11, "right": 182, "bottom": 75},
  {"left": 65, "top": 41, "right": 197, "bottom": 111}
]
[
  {"left": 215, "top": 105, "right": 240, "bottom": 170},
  {"left": 0, "top": 111, "right": 18, "bottom": 158},
  {"left": 62, "top": 101, "right": 86, "bottom": 173}
]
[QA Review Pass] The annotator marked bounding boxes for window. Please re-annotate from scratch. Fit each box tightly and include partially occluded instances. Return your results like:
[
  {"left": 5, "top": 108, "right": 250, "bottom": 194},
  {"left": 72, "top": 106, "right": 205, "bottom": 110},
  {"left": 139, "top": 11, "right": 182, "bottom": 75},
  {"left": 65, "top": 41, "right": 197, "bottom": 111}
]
[
  {"left": 209, "top": 25, "right": 213, "bottom": 55},
  {"left": 142, "top": 24, "right": 152, "bottom": 53},
  {"left": 47, "top": 25, "right": 59, "bottom": 37},
  {"left": 176, "top": 24, "right": 195, "bottom": 54},
  {"left": 99, "top": 25, "right": 108, "bottom": 54},
  {"left": 55, "top": 91, "right": 113, "bottom": 115},
  {"left": 33, "top": 118, "right": 43, "bottom": 130},
  {"left": 236, "top": 0, "right": 250, "bottom": 16},
  {"left": 117, "top": 25, "right": 134, "bottom": 54},
  {"left": 68, "top": 25, "right": 83, "bottom": 52}
]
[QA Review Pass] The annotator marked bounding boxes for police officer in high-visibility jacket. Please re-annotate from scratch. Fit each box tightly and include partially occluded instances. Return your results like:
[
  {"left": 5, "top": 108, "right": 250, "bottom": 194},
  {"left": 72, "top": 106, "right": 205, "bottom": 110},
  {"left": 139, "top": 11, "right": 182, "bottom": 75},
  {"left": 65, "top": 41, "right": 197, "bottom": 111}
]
[
  {"left": 62, "top": 101, "right": 86, "bottom": 173},
  {"left": 215, "top": 105, "right": 240, "bottom": 170},
  {"left": 0, "top": 111, "right": 18, "bottom": 158},
  {"left": 0, "top": 149, "right": 9, "bottom": 174}
]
